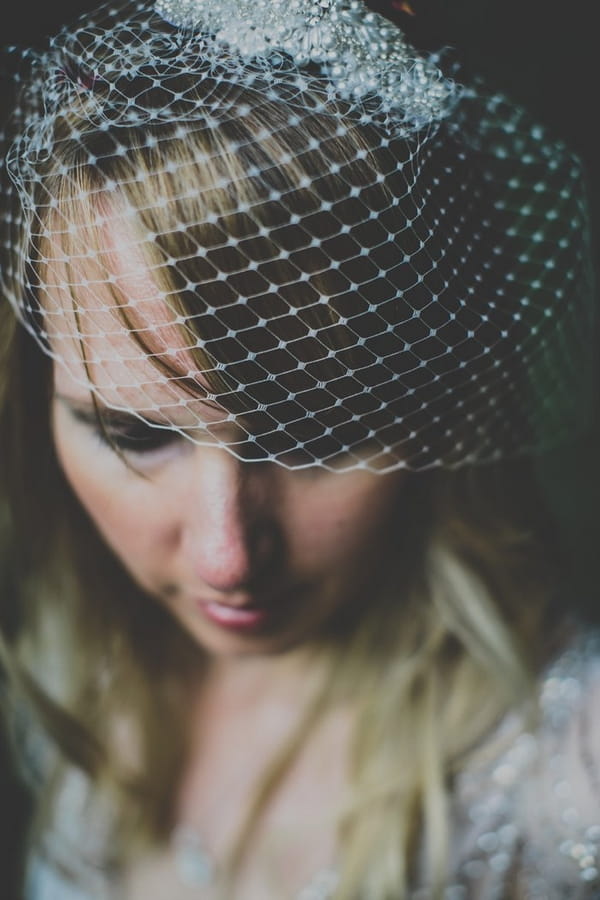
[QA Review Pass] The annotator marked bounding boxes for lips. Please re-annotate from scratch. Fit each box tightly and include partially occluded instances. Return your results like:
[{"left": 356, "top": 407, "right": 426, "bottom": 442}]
[
  {"left": 200, "top": 599, "right": 269, "bottom": 631},
  {"left": 193, "top": 582, "right": 304, "bottom": 634}
]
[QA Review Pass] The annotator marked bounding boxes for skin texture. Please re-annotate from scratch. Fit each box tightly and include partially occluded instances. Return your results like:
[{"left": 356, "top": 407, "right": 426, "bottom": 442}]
[
  {"left": 47, "top": 219, "right": 407, "bottom": 660},
  {"left": 52, "top": 390, "right": 405, "bottom": 658},
  {"left": 39, "top": 219, "right": 409, "bottom": 900}
]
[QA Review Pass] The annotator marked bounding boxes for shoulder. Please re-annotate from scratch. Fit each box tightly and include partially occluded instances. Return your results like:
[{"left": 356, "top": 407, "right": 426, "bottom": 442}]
[
  {"left": 23, "top": 765, "right": 118, "bottom": 900},
  {"left": 452, "top": 626, "right": 600, "bottom": 897},
  {"left": 519, "top": 628, "right": 600, "bottom": 886}
]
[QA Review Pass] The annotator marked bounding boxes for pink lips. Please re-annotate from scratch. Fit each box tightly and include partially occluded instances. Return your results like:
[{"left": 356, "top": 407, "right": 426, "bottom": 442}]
[{"left": 199, "top": 600, "right": 269, "bottom": 632}]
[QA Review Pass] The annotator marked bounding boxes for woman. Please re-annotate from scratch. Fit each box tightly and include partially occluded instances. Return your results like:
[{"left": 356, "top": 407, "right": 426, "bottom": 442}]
[{"left": 0, "top": 1, "right": 598, "bottom": 898}]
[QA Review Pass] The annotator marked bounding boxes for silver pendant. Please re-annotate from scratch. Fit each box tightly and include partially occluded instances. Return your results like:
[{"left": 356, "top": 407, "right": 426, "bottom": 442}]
[{"left": 171, "top": 824, "right": 216, "bottom": 886}]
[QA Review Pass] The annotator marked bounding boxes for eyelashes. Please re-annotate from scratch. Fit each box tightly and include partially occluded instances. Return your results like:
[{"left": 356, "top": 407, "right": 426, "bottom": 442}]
[
  {"left": 93, "top": 420, "right": 325, "bottom": 468},
  {"left": 94, "top": 421, "right": 182, "bottom": 454},
  {"left": 65, "top": 402, "right": 357, "bottom": 468},
  {"left": 61, "top": 406, "right": 180, "bottom": 456},
  {"left": 97, "top": 422, "right": 356, "bottom": 468}
]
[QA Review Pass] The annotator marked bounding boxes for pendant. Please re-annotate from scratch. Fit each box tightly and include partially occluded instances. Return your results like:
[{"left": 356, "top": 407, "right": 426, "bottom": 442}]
[{"left": 171, "top": 824, "right": 216, "bottom": 887}]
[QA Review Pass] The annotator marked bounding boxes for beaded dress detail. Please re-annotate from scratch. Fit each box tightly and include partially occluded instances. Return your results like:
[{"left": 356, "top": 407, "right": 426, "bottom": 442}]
[{"left": 23, "top": 629, "right": 600, "bottom": 899}]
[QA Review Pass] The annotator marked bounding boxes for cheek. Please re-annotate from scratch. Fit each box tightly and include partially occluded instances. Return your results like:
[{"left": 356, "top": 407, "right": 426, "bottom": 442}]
[
  {"left": 288, "top": 474, "right": 404, "bottom": 567},
  {"left": 52, "top": 421, "right": 170, "bottom": 572},
  {"left": 54, "top": 421, "right": 117, "bottom": 521}
]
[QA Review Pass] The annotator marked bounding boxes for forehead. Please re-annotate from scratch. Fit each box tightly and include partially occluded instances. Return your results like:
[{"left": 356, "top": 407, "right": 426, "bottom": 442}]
[
  {"left": 42, "top": 212, "right": 216, "bottom": 419},
  {"left": 35, "top": 187, "right": 441, "bottom": 470},
  {"left": 40, "top": 210, "right": 391, "bottom": 460}
]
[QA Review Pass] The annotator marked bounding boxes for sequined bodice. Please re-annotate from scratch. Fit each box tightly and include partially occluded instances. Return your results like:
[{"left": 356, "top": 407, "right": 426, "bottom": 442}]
[
  {"left": 25, "top": 631, "right": 600, "bottom": 899},
  {"left": 436, "top": 632, "right": 600, "bottom": 899}
]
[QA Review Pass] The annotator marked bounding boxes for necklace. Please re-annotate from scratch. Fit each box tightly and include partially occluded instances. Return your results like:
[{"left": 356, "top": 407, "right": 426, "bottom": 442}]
[{"left": 171, "top": 824, "right": 339, "bottom": 899}]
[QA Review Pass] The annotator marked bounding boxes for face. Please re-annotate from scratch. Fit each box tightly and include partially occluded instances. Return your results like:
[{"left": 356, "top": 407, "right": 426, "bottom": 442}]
[{"left": 46, "top": 220, "right": 407, "bottom": 659}]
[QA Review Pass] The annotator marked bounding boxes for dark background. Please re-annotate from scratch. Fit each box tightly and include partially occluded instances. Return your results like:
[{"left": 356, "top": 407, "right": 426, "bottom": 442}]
[{"left": 1, "top": 1, "right": 598, "bottom": 897}]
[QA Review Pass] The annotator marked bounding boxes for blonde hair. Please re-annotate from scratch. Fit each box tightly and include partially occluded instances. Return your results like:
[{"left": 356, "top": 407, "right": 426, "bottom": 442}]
[{"left": 0, "top": 69, "right": 564, "bottom": 900}]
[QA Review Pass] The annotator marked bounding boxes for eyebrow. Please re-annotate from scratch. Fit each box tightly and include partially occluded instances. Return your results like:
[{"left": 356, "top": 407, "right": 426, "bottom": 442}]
[
  {"left": 56, "top": 395, "right": 171, "bottom": 429},
  {"left": 55, "top": 392, "right": 229, "bottom": 429}
]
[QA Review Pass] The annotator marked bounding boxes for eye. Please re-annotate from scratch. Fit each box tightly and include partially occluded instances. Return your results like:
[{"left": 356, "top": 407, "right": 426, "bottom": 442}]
[
  {"left": 98, "top": 421, "right": 182, "bottom": 455},
  {"left": 58, "top": 399, "right": 188, "bottom": 459}
]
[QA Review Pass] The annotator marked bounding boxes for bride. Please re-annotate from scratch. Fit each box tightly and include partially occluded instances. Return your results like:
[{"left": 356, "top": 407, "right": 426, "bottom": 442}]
[{"left": 1, "top": 1, "right": 598, "bottom": 897}]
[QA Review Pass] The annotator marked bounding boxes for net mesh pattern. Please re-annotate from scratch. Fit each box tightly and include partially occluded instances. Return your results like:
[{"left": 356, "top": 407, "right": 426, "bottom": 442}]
[{"left": 0, "top": 0, "right": 595, "bottom": 471}]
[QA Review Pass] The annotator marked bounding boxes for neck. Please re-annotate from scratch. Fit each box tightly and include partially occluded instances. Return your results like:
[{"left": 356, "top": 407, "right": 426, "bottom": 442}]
[{"left": 202, "top": 643, "right": 327, "bottom": 711}]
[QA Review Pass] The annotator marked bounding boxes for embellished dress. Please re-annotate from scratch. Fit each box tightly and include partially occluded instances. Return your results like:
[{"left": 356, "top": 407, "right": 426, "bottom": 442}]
[{"left": 24, "top": 630, "right": 600, "bottom": 900}]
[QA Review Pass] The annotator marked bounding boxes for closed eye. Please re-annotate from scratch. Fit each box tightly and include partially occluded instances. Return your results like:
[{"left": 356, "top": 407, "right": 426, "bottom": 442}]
[
  {"left": 58, "top": 398, "right": 183, "bottom": 456},
  {"left": 95, "top": 421, "right": 181, "bottom": 454}
]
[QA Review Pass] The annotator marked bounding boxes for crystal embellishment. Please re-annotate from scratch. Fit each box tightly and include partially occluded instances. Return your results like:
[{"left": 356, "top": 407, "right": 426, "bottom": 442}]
[
  {"left": 153, "top": 0, "right": 456, "bottom": 131},
  {"left": 171, "top": 824, "right": 215, "bottom": 886}
]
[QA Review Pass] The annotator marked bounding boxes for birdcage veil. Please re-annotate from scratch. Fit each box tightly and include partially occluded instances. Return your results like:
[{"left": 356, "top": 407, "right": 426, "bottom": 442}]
[{"left": 0, "top": 0, "right": 595, "bottom": 471}]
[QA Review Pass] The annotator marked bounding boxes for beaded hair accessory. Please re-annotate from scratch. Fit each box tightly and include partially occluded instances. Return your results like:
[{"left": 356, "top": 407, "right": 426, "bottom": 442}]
[
  {"left": 0, "top": 0, "right": 595, "bottom": 471},
  {"left": 154, "top": 0, "right": 453, "bottom": 129}
]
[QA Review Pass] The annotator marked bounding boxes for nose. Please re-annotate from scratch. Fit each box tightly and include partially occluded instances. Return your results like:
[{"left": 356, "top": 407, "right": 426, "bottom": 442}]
[{"left": 180, "top": 448, "right": 279, "bottom": 594}]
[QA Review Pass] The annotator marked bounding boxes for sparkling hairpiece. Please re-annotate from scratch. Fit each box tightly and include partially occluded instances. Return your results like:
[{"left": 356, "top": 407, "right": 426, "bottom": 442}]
[{"left": 154, "top": 0, "right": 456, "bottom": 129}]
